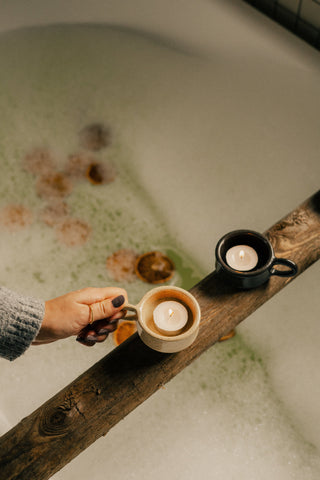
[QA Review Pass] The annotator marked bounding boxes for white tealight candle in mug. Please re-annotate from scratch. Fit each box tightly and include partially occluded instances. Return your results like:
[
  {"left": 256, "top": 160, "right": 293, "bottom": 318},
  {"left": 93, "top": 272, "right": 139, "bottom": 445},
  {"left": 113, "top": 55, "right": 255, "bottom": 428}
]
[
  {"left": 226, "top": 245, "right": 258, "bottom": 271},
  {"left": 153, "top": 300, "right": 188, "bottom": 336}
]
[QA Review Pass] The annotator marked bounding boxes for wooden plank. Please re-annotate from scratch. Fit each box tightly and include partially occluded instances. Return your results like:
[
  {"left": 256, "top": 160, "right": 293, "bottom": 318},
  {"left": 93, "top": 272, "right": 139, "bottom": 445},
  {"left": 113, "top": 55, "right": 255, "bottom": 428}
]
[{"left": 0, "top": 191, "right": 319, "bottom": 480}]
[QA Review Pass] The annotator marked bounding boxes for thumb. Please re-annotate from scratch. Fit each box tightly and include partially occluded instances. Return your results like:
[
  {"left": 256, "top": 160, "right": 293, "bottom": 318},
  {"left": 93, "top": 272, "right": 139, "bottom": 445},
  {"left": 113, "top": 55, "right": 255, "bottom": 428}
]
[{"left": 90, "top": 294, "right": 126, "bottom": 323}]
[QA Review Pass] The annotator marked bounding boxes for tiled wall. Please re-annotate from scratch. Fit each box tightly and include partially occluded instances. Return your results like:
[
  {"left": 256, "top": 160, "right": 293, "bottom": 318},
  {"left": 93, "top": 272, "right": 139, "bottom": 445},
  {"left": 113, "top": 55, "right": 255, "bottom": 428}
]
[{"left": 243, "top": 0, "right": 320, "bottom": 49}]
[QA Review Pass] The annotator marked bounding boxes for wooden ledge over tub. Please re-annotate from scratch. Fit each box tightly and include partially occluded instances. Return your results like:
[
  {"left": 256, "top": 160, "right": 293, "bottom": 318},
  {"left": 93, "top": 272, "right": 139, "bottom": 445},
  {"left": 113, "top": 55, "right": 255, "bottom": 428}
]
[{"left": 0, "top": 191, "right": 319, "bottom": 480}]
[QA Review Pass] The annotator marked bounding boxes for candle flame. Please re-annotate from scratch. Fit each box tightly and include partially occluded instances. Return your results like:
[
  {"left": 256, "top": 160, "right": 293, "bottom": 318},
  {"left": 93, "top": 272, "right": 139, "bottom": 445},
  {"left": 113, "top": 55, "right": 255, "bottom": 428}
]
[
  {"left": 169, "top": 308, "right": 174, "bottom": 318},
  {"left": 239, "top": 250, "right": 245, "bottom": 260}
]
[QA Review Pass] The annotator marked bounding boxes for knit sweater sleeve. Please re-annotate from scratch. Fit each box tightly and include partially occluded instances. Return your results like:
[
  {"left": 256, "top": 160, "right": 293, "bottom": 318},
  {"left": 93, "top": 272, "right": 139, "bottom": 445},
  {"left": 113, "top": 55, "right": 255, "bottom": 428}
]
[{"left": 0, "top": 287, "right": 45, "bottom": 361}]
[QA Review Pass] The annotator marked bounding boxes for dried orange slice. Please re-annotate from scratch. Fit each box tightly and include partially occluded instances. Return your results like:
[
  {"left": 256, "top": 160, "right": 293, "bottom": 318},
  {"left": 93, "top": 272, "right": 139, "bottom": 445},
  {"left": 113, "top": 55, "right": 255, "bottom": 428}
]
[
  {"left": 135, "top": 251, "right": 175, "bottom": 284},
  {"left": 219, "top": 330, "right": 236, "bottom": 342},
  {"left": 113, "top": 321, "right": 137, "bottom": 346},
  {"left": 86, "top": 162, "right": 116, "bottom": 185}
]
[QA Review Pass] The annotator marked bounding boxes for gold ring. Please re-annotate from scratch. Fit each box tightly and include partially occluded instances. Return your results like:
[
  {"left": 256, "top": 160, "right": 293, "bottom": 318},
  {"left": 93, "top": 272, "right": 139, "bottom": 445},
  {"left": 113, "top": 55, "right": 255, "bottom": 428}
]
[{"left": 89, "top": 305, "right": 94, "bottom": 324}]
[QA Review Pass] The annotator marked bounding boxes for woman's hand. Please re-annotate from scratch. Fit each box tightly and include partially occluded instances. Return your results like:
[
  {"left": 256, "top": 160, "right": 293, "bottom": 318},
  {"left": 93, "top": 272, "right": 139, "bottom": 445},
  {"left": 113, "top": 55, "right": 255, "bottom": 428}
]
[{"left": 33, "top": 287, "right": 128, "bottom": 347}]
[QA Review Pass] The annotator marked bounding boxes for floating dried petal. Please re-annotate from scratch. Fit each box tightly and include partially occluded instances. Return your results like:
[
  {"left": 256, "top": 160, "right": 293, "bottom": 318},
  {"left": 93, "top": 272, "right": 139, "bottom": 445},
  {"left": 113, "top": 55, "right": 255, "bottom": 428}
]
[
  {"left": 55, "top": 218, "right": 91, "bottom": 246},
  {"left": 39, "top": 200, "right": 69, "bottom": 227},
  {"left": 106, "top": 249, "right": 138, "bottom": 282},
  {"left": 0, "top": 204, "right": 33, "bottom": 231},
  {"left": 79, "top": 123, "right": 111, "bottom": 151},
  {"left": 36, "top": 172, "right": 73, "bottom": 199},
  {"left": 22, "top": 148, "right": 55, "bottom": 176},
  {"left": 64, "top": 153, "right": 94, "bottom": 179}
]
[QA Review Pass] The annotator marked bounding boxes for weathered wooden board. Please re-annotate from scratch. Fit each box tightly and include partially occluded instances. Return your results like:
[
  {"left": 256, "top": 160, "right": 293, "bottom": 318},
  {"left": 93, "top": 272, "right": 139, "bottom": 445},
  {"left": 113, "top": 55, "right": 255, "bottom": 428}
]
[{"left": 0, "top": 191, "right": 319, "bottom": 480}]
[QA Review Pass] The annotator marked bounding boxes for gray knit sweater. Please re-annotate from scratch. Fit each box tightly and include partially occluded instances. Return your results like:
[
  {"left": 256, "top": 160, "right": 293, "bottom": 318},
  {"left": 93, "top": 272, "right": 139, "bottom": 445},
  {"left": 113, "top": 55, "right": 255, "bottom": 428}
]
[{"left": 0, "top": 287, "right": 44, "bottom": 361}]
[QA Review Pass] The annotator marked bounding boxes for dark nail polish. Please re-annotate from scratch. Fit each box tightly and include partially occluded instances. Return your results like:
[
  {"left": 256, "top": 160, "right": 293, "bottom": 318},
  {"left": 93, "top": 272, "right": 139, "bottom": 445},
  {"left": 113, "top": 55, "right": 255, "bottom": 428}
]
[
  {"left": 109, "top": 317, "right": 120, "bottom": 325},
  {"left": 76, "top": 337, "right": 96, "bottom": 346},
  {"left": 96, "top": 329, "right": 109, "bottom": 335},
  {"left": 86, "top": 335, "right": 98, "bottom": 342},
  {"left": 112, "top": 295, "right": 125, "bottom": 308}
]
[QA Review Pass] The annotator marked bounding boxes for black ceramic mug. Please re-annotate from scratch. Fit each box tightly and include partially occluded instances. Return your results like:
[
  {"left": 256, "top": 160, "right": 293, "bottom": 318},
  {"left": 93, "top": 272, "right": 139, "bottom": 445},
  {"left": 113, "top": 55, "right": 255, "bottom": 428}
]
[{"left": 215, "top": 230, "right": 298, "bottom": 289}]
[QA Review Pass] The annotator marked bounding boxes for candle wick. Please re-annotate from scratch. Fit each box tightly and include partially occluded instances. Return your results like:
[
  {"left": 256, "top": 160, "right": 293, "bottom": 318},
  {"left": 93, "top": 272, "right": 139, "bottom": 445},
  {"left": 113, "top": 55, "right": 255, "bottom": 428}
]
[{"left": 169, "top": 309, "right": 174, "bottom": 318}]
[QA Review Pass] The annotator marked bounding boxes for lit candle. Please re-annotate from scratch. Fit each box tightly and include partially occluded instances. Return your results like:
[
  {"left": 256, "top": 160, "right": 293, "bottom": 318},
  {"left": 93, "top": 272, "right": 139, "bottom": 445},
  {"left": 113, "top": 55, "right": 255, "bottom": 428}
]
[
  {"left": 153, "top": 301, "right": 188, "bottom": 336},
  {"left": 226, "top": 245, "right": 258, "bottom": 271}
]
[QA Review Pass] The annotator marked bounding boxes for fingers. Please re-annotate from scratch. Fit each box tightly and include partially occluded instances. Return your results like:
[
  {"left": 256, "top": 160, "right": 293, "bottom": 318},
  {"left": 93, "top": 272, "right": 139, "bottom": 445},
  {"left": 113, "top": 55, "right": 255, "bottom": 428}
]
[
  {"left": 75, "top": 287, "right": 128, "bottom": 347},
  {"left": 89, "top": 293, "right": 126, "bottom": 323},
  {"left": 75, "top": 287, "right": 128, "bottom": 306},
  {"left": 76, "top": 305, "right": 125, "bottom": 347},
  {"left": 76, "top": 321, "right": 118, "bottom": 346},
  {"left": 92, "top": 311, "right": 124, "bottom": 332}
]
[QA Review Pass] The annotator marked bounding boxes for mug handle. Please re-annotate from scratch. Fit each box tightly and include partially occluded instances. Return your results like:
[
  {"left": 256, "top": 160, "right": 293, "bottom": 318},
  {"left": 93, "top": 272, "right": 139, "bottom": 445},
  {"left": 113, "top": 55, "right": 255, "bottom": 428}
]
[
  {"left": 122, "top": 304, "right": 138, "bottom": 321},
  {"left": 270, "top": 258, "right": 298, "bottom": 277}
]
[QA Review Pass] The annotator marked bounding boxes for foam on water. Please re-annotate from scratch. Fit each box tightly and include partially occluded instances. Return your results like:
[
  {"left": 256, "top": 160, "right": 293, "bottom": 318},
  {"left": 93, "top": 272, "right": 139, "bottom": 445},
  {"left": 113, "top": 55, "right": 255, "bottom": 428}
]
[
  {"left": 0, "top": 25, "right": 319, "bottom": 479},
  {"left": 54, "top": 335, "right": 320, "bottom": 480}
]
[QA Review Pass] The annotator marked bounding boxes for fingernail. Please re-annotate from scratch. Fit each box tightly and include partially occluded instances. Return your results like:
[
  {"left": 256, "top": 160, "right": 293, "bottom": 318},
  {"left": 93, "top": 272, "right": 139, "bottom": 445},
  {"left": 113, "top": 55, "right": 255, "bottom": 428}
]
[
  {"left": 76, "top": 337, "right": 96, "bottom": 346},
  {"left": 86, "top": 335, "right": 98, "bottom": 342},
  {"left": 109, "top": 317, "right": 120, "bottom": 324},
  {"left": 96, "top": 328, "right": 109, "bottom": 335},
  {"left": 112, "top": 295, "right": 125, "bottom": 308}
]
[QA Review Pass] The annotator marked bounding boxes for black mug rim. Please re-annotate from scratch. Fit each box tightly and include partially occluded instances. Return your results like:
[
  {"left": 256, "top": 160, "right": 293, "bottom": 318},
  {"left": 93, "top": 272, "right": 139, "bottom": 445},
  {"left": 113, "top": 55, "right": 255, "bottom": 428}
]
[{"left": 215, "top": 229, "right": 274, "bottom": 277}]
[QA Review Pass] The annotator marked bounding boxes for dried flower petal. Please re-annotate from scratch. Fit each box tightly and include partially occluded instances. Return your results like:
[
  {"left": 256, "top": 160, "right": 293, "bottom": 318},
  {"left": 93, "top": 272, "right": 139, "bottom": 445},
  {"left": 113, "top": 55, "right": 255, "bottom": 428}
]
[
  {"left": 55, "top": 218, "right": 91, "bottom": 246},
  {"left": 106, "top": 249, "right": 138, "bottom": 282},
  {"left": 0, "top": 204, "right": 33, "bottom": 231},
  {"left": 39, "top": 200, "right": 69, "bottom": 227},
  {"left": 36, "top": 172, "right": 73, "bottom": 199},
  {"left": 22, "top": 148, "right": 55, "bottom": 176},
  {"left": 64, "top": 153, "right": 94, "bottom": 179},
  {"left": 79, "top": 123, "right": 111, "bottom": 151}
]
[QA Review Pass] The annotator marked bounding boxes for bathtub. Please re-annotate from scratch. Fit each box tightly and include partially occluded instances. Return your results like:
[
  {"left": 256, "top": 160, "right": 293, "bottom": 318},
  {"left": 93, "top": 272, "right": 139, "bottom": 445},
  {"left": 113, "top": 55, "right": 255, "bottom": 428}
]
[{"left": 0, "top": 1, "right": 319, "bottom": 479}]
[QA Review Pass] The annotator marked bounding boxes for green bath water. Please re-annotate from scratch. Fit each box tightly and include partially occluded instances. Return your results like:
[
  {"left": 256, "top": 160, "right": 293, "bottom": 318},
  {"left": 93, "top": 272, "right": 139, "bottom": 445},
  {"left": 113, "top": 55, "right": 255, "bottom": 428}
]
[{"left": 0, "top": 25, "right": 319, "bottom": 480}]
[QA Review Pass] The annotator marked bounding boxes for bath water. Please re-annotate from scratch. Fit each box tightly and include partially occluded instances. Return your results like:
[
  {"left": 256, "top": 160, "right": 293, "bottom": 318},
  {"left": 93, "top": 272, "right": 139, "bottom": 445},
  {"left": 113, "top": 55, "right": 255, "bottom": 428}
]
[{"left": 0, "top": 25, "right": 319, "bottom": 479}]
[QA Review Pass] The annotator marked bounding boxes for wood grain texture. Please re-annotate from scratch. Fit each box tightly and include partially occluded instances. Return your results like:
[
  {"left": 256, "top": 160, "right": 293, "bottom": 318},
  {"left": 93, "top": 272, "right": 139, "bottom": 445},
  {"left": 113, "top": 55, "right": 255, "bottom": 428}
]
[{"left": 0, "top": 191, "right": 319, "bottom": 480}]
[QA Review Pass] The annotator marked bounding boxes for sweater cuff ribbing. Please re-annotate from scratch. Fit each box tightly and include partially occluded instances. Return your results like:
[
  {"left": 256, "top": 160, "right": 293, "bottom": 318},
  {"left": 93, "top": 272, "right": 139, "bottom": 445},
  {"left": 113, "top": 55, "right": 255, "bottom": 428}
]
[{"left": 0, "top": 287, "right": 45, "bottom": 361}]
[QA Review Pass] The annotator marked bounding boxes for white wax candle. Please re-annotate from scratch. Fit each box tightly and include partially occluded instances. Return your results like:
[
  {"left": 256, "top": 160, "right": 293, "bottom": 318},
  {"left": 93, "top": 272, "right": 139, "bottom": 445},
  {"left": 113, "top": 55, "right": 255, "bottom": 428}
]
[
  {"left": 153, "top": 301, "right": 188, "bottom": 336},
  {"left": 226, "top": 245, "right": 258, "bottom": 271}
]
